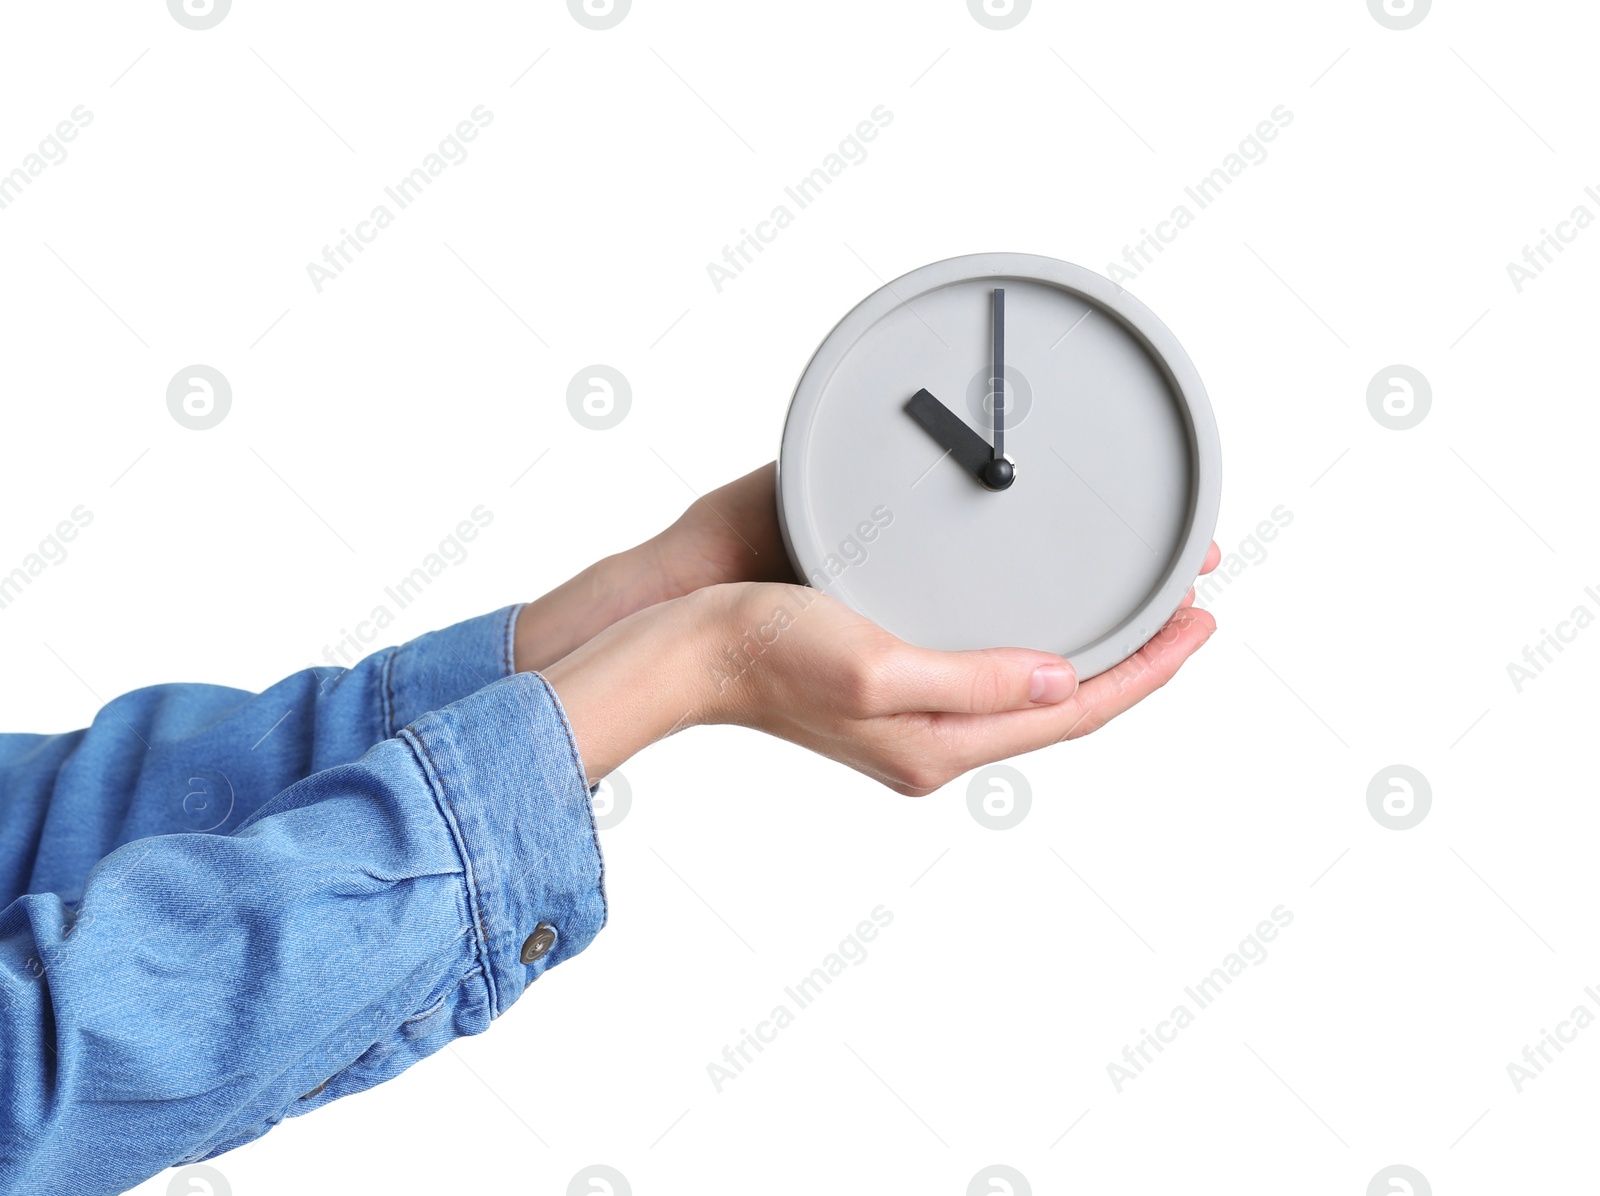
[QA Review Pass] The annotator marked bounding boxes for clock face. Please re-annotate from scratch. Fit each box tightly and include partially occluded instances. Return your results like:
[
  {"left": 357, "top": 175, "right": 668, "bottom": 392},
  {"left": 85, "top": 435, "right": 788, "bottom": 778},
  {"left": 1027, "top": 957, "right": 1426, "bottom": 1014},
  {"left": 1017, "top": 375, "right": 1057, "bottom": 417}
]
[{"left": 777, "top": 253, "right": 1221, "bottom": 681}]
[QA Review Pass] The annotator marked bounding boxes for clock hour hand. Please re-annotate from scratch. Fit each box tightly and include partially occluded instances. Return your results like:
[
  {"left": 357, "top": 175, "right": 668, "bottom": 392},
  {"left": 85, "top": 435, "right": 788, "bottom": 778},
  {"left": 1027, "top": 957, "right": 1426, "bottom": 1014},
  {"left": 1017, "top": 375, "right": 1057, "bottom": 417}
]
[{"left": 905, "top": 388, "right": 995, "bottom": 485}]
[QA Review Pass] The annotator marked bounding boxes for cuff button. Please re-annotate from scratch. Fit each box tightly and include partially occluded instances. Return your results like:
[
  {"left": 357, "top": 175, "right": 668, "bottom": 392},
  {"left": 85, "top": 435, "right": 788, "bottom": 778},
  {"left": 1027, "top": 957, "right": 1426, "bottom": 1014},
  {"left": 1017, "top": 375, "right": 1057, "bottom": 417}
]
[{"left": 520, "top": 921, "right": 558, "bottom": 964}]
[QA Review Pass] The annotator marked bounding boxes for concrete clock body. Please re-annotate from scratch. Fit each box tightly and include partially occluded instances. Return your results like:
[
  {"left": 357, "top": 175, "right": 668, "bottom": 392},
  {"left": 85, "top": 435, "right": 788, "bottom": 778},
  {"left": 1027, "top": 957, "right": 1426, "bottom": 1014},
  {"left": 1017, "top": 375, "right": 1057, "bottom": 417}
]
[{"left": 776, "top": 252, "right": 1222, "bottom": 681}]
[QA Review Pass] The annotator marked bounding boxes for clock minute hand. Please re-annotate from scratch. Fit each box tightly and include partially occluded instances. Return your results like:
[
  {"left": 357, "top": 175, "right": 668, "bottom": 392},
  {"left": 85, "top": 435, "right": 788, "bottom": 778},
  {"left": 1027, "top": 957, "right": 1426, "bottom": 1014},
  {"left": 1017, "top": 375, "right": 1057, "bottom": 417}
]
[
  {"left": 991, "top": 287, "right": 1004, "bottom": 462},
  {"left": 981, "top": 287, "right": 1015, "bottom": 491},
  {"left": 906, "top": 388, "right": 993, "bottom": 484}
]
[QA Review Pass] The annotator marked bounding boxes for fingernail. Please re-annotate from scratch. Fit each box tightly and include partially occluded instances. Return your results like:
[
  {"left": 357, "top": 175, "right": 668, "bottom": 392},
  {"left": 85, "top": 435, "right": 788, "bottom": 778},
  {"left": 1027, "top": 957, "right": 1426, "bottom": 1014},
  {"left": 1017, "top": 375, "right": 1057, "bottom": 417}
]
[{"left": 1029, "top": 664, "right": 1077, "bottom": 704}]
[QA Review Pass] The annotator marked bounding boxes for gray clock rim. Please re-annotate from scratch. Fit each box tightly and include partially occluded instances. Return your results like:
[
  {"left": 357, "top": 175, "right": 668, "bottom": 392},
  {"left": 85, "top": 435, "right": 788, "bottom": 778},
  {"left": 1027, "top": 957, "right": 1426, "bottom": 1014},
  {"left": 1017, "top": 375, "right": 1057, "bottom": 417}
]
[{"left": 775, "top": 251, "right": 1223, "bottom": 682}]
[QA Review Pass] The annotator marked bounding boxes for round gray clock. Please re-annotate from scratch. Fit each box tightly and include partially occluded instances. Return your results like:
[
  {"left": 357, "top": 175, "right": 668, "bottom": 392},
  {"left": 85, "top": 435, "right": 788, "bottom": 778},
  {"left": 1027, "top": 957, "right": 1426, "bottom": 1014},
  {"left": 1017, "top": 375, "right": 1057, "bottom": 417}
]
[{"left": 776, "top": 252, "right": 1221, "bottom": 682}]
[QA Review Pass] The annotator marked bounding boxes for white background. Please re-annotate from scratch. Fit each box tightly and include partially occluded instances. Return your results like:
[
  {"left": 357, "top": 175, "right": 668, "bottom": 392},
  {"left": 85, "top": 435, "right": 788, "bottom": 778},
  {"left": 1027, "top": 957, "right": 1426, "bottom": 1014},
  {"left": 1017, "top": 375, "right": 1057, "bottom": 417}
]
[{"left": 1, "top": 1, "right": 1597, "bottom": 1193}]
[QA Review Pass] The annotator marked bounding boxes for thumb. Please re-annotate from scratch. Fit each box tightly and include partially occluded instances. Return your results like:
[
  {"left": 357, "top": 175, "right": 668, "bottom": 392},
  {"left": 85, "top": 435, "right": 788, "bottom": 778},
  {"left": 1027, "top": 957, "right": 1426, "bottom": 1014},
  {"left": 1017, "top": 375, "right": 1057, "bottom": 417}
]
[{"left": 881, "top": 645, "right": 1079, "bottom": 715}]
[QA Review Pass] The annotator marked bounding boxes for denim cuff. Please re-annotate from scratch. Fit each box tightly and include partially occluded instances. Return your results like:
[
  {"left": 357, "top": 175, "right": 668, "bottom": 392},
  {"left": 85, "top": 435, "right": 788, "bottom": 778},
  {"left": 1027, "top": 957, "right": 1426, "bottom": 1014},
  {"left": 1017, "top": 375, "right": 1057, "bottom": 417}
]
[
  {"left": 399, "top": 671, "right": 606, "bottom": 1018},
  {"left": 383, "top": 604, "right": 523, "bottom": 737}
]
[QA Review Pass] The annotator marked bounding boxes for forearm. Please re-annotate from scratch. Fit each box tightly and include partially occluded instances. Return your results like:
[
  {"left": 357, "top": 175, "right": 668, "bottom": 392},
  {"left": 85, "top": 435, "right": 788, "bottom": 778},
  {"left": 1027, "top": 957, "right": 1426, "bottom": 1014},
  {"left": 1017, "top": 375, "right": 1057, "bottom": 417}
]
[
  {"left": 0, "top": 674, "right": 606, "bottom": 1195},
  {"left": 0, "top": 607, "right": 525, "bottom": 910}
]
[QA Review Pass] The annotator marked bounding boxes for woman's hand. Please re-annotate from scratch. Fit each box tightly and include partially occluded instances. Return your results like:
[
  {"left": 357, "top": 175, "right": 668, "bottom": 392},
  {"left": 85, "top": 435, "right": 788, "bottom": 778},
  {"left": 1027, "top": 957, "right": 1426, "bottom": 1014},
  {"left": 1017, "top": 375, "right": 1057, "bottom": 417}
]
[
  {"left": 514, "top": 463, "right": 791, "bottom": 672},
  {"left": 643, "top": 461, "right": 797, "bottom": 595},
  {"left": 543, "top": 542, "right": 1220, "bottom": 792}
]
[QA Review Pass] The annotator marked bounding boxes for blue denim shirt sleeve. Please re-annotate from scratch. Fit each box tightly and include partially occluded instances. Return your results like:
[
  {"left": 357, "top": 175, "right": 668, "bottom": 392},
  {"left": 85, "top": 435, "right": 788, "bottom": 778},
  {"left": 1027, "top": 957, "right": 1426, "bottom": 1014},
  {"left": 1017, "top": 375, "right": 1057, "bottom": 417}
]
[{"left": 0, "top": 606, "right": 607, "bottom": 1195}]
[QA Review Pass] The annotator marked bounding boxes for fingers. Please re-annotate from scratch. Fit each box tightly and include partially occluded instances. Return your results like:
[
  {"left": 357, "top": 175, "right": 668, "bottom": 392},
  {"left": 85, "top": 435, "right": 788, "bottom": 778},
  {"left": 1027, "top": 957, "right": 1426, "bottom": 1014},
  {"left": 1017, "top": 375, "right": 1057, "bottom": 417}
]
[
  {"left": 1055, "top": 606, "right": 1215, "bottom": 738},
  {"left": 872, "top": 644, "right": 1079, "bottom": 716},
  {"left": 1175, "top": 542, "right": 1218, "bottom": 608},
  {"left": 864, "top": 572, "right": 1218, "bottom": 723},
  {"left": 842, "top": 567, "right": 1219, "bottom": 790},
  {"left": 928, "top": 606, "right": 1216, "bottom": 766}
]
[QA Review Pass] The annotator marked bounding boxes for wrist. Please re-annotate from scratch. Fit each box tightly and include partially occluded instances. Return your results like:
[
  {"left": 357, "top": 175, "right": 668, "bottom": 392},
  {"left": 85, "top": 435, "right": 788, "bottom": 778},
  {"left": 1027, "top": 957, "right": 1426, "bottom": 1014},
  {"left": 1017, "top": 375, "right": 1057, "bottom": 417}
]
[
  {"left": 635, "top": 522, "right": 704, "bottom": 604},
  {"left": 513, "top": 543, "right": 672, "bottom": 674},
  {"left": 541, "top": 585, "right": 736, "bottom": 781}
]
